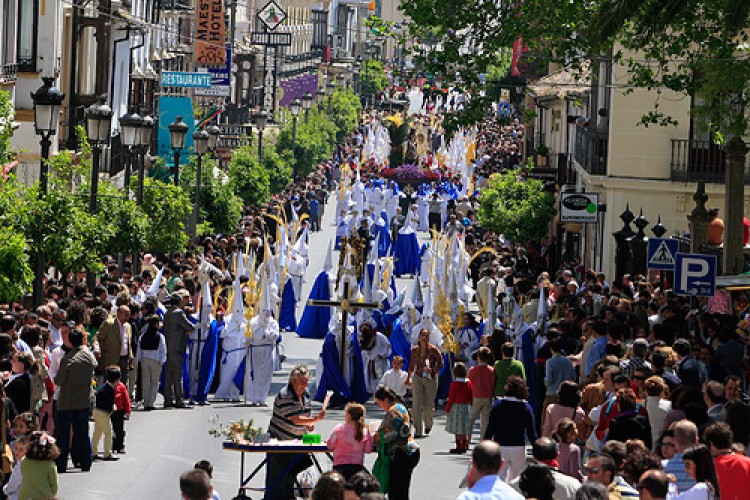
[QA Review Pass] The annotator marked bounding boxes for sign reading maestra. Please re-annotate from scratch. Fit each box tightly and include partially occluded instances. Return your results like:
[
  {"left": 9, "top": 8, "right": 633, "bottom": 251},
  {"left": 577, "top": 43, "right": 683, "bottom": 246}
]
[{"left": 194, "top": 0, "right": 227, "bottom": 67}]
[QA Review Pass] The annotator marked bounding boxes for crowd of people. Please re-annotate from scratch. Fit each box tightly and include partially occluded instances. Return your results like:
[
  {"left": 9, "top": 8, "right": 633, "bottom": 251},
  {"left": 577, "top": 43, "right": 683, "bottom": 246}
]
[{"left": 3, "top": 86, "right": 750, "bottom": 500}]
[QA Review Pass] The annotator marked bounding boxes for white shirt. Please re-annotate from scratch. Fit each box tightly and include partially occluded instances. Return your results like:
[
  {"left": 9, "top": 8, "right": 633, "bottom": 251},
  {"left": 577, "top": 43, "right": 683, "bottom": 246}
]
[
  {"left": 48, "top": 346, "right": 66, "bottom": 400},
  {"left": 118, "top": 320, "right": 130, "bottom": 356},
  {"left": 379, "top": 368, "right": 408, "bottom": 398},
  {"left": 676, "top": 482, "right": 715, "bottom": 500}
]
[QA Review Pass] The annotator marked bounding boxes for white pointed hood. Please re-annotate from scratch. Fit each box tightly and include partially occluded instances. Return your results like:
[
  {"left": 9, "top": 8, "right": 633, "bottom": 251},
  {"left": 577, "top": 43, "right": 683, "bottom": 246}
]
[{"left": 323, "top": 240, "right": 333, "bottom": 272}]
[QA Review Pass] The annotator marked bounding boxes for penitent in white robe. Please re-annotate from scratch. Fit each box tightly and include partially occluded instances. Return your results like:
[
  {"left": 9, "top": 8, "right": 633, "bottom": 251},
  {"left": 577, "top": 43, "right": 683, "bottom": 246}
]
[
  {"left": 214, "top": 314, "right": 246, "bottom": 401},
  {"left": 360, "top": 332, "right": 391, "bottom": 394},
  {"left": 243, "top": 314, "right": 280, "bottom": 405}
]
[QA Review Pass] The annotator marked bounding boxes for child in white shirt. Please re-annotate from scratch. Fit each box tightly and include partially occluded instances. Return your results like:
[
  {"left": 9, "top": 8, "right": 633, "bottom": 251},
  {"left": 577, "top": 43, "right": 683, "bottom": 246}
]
[{"left": 379, "top": 356, "right": 408, "bottom": 398}]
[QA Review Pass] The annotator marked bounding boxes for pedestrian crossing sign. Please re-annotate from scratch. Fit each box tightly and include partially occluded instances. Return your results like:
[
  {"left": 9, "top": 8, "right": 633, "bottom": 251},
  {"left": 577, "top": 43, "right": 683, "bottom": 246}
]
[{"left": 647, "top": 238, "right": 678, "bottom": 270}]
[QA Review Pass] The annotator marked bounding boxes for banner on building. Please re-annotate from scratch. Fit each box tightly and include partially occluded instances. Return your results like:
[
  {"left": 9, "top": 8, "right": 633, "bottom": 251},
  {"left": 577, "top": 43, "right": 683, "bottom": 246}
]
[
  {"left": 195, "top": 0, "right": 227, "bottom": 67},
  {"left": 157, "top": 97, "right": 196, "bottom": 166}
]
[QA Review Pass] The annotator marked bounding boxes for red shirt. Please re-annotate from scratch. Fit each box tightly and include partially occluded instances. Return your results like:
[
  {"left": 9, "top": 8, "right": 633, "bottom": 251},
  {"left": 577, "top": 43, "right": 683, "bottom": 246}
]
[
  {"left": 446, "top": 379, "right": 473, "bottom": 414},
  {"left": 714, "top": 452, "right": 750, "bottom": 500},
  {"left": 467, "top": 363, "right": 495, "bottom": 399},
  {"left": 114, "top": 382, "right": 132, "bottom": 414}
]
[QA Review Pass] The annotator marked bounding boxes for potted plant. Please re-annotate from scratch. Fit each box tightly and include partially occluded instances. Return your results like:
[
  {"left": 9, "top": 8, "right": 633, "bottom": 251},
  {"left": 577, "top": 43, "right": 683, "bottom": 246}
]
[{"left": 536, "top": 144, "right": 549, "bottom": 167}]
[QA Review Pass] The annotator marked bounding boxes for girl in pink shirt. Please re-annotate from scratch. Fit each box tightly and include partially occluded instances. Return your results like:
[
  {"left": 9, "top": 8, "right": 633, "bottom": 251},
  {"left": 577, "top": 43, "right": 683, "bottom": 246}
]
[{"left": 327, "top": 403, "right": 374, "bottom": 480}]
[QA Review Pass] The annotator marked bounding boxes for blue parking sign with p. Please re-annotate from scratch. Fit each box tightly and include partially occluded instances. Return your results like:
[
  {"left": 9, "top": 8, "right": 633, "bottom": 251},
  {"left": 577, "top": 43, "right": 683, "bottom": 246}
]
[{"left": 674, "top": 253, "right": 716, "bottom": 297}]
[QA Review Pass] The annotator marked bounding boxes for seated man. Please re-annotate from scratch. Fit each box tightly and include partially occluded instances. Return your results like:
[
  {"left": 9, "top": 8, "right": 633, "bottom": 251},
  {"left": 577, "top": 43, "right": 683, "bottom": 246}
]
[{"left": 266, "top": 365, "right": 326, "bottom": 500}]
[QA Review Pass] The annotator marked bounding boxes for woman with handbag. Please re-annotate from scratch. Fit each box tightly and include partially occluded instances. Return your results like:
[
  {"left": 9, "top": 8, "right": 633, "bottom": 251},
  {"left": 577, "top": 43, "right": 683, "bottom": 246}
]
[{"left": 373, "top": 386, "right": 420, "bottom": 500}]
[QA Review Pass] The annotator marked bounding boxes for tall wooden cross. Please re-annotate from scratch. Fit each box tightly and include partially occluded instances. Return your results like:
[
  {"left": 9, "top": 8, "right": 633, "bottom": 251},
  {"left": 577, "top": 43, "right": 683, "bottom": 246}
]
[{"left": 307, "top": 277, "right": 380, "bottom": 370}]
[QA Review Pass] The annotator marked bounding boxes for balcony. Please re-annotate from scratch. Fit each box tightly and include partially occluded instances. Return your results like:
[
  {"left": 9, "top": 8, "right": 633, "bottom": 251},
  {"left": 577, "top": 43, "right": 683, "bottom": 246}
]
[
  {"left": 670, "top": 139, "right": 750, "bottom": 184},
  {"left": 0, "top": 64, "right": 17, "bottom": 84},
  {"left": 574, "top": 127, "right": 607, "bottom": 175}
]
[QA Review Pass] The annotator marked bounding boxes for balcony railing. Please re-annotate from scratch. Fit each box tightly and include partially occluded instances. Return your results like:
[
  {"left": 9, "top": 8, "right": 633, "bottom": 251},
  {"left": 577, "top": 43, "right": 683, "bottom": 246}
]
[
  {"left": 669, "top": 139, "right": 750, "bottom": 183},
  {"left": 574, "top": 127, "right": 607, "bottom": 175},
  {"left": 0, "top": 63, "right": 17, "bottom": 84}
]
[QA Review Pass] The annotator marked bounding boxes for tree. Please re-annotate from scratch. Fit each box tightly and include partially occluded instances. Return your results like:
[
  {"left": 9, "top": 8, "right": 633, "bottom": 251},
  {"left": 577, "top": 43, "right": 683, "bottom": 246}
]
[
  {"left": 0, "top": 90, "right": 14, "bottom": 167},
  {"left": 140, "top": 177, "right": 191, "bottom": 254},
  {"left": 0, "top": 227, "right": 33, "bottom": 303},
  {"left": 96, "top": 181, "right": 149, "bottom": 256},
  {"left": 263, "top": 148, "right": 294, "bottom": 194},
  {"left": 227, "top": 145, "right": 271, "bottom": 208},
  {"left": 360, "top": 59, "right": 389, "bottom": 99},
  {"left": 477, "top": 168, "right": 557, "bottom": 244},
  {"left": 329, "top": 88, "right": 362, "bottom": 142},
  {"left": 181, "top": 155, "right": 243, "bottom": 234},
  {"left": 276, "top": 108, "right": 337, "bottom": 177}
]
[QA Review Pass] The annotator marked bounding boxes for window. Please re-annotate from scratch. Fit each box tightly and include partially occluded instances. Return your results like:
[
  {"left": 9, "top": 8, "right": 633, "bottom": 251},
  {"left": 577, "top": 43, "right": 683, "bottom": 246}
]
[{"left": 16, "top": 0, "right": 36, "bottom": 71}]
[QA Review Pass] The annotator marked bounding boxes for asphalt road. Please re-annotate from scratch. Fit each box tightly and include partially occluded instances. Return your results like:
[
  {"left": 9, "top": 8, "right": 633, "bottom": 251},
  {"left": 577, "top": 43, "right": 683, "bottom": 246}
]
[{"left": 57, "top": 192, "right": 470, "bottom": 500}]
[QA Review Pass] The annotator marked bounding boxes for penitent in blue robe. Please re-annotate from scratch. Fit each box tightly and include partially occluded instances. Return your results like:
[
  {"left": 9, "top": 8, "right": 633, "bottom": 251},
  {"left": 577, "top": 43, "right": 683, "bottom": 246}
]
[
  {"left": 295, "top": 271, "right": 331, "bottom": 339},
  {"left": 389, "top": 316, "right": 411, "bottom": 368},
  {"left": 393, "top": 233, "right": 420, "bottom": 276},
  {"left": 278, "top": 277, "right": 297, "bottom": 332},
  {"left": 184, "top": 318, "right": 221, "bottom": 402},
  {"left": 314, "top": 331, "right": 369, "bottom": 407}
]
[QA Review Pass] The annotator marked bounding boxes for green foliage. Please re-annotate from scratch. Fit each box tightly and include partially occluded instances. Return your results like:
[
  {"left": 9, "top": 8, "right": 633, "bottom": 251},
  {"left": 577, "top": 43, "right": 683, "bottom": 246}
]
[
  {"left": 95, "top": 181, "right": 149, "bottom": 256},
  {"left": 329, "top": 89, "right": 363, "bottom": 142},
  {"left": 0, "top": 90, "right": 14, "bottom": 166},
  {"left": 0, "top": 226, "right": 33, "bottom": 302},
  {"left": 477, "top": 169, "right": 557, "bottom": 244},
  {"left": 141, "top": 177, "right": 191, "bottom": 254},
  {"left": 587, "top": 0, "right": 750, "bottom": 139},
  {"left": 227, "top": 145, "right": 271, "bottom": 208},
  {"left": 276, "top": 107, "right": 337, "bottom": 177},
  {"left": 25, "top": 188, "right": 109, "bottom": 273},
  {"left": 263, "top": 148, "right": 294, "bottom": 194},
  {"left": 360, "top": 59, "right": 389, "bottom": 98},
  {"left": 182, "top": 155, "right": 243, "bottom": 233}
]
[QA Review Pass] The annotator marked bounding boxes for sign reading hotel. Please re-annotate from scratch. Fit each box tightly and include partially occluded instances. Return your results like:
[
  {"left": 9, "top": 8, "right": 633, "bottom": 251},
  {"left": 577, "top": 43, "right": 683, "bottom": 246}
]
[{"left": 194, "top": 0, "right": 227, "bottom": 67}]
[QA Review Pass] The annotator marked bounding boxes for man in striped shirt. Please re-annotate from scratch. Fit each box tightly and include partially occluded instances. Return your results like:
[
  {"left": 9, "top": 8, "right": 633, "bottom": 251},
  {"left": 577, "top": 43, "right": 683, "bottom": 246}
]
[
  {"left": 663, "top": 419, "right": 698, "bottom": 494},
  {"left": 266, "top": 365, "right": 326, "bottom": 499}
]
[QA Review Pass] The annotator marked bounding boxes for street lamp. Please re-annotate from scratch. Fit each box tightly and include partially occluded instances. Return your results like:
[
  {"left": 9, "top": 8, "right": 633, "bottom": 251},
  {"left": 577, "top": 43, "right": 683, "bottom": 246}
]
[
  {"left": 254, "top": 110, "right": 268, "bottom": 164},
  {"left": 206, "top": 124, "right": 221, "bottom": 152},
  {"left": 85, "top": 96, "right": 113, "bottom": 214},
  {"left": 326, "top": 80, "right": 336, "bottom": 112},
  {"left": 353, "top": 62, "right": 361, "bottom": 95},
  {"left": 191, "top": 128, "right": 209, "bottom": 238},
  {"left": 316, "top": 88, "right": 325, "bottom": 109},
  {"left": 337, "top": 73, "right": 346, "bottom": 89},
  {"left": 31, "top": 77, "right": 64, "bottom": 195},
  {"left": 302, "top": 91, "right": 313, "bottom": 123},
  {"left": 136, "top": 114, "right": 154, "bottom": 205},
  {"left": 169, "top": 116, "right": 189, "bottom": 186},
  {"left": 30, "top": 76, "right": 64, "bottom": 307},
  {"left": 290, "top": 98, "right": 302, "bottom": 179},
  {"left": 83, "top": 95, "right": 112, "bottom": 291},
  {"left": 119, "top": 108, "right": 143, "bottom": 199}
]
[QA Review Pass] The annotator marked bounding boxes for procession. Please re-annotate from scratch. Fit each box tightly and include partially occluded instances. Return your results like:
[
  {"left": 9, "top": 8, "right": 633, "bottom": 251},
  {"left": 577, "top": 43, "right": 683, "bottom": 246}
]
[{"left": 4, "top": 0, "right": 750, "bottom": 493}]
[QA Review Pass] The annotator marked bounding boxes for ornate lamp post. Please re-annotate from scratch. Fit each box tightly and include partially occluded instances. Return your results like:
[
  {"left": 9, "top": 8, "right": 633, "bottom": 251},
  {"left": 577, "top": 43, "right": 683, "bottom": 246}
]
[
  {"left": 83, "top": 95, "right": 112, "bottom": 290},
  {"left": 207, "top": 124, "right": 221, "bottom": 153},
  {"left": 302, "top": 91, "right": 313, "bottom": 123},
  {"left": 85, "top": 96, "right": 113, "bottom": 214},
  {"left": 169, "top": 116, "right": 189, "bottom": 186},
  {"left": 136, "top": 114, "right": 154, "bottom": 205},
  {"left": 316, "top": 88, "right": 325, "bottom": 110},
  {"left": 190, "top": 129, "right": 210, "bottom": 238},
  {"left": 119, "top": 108, "right": 143, "bottom": 199},
  {"left": 254, "top": 110, "right": 268, "bottom": 164},
  {"left": 30, "top": 76, "right": 64, "bottom": 306},
  {"left": 31, "top": 77, "right": 64, "bottom": 196}
]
